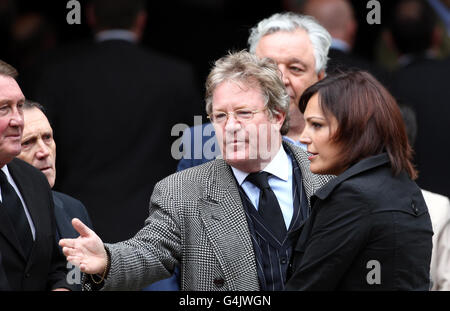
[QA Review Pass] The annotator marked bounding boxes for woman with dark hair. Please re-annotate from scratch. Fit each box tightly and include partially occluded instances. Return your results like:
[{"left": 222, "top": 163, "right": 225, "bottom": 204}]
[{"left": 285, "top": 71, "right": 433, "bottom": 290}]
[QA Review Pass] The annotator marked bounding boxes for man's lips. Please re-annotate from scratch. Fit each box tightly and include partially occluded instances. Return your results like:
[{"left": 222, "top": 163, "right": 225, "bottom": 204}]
[
  {"left": 39, "top": 166, "right": 53, "bottom": 173},
  {"left": 5, "top": 133, "right": 21, "bottom": 139},
  {"left": 224, "top": 136, "right": 247, "bottom": 144}
]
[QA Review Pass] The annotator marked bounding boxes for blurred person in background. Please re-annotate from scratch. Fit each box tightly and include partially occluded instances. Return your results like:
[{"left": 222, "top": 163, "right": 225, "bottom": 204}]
[
  {"left": 299, "top": 0, "right": 388, "bottom": 85},
  {"left": 388, "top": 0, "right": 450, "bottom": 199},
  {"left": 400, "top": 104, "right": 450, "bottom": 291},
  {"left": 17, "top": 100, "right": 93, "bottom": 290},
  {"left": 32, "top": 0, "right": 202, "bottom": 243}
]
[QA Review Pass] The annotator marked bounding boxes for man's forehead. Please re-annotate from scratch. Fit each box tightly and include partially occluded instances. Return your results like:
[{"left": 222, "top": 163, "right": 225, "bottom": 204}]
[
  {"left": 258, "top": 28, "right": 310, "bottom": 45},
  {"left": 0, "top": 75, "right": 25, "bottom": 101},
  {"left": 23, "top": 109, "right": 52, "bottom": 131},
  {"left": 256, "top": 30, "right": 315, "bottom": 61}
]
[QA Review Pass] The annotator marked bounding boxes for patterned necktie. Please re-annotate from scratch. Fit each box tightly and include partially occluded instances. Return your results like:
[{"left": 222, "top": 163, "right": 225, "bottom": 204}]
[
  {"left": 246, "top": 171, "right": 287, "bottom": 241},
  {"left": 0, "top": 170, "right": 33, "bottom": 258}
]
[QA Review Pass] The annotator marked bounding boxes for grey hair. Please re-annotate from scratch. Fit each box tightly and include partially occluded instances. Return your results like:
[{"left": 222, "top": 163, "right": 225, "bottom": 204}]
[
  {"left": 248, "top": 12, "right": 331, "bottom": 74},
  {"left": 24, "top": 99, "right": 45, "bottom": 112},
  {"left": 205, "top": 50, "right": 291, "bottom": 135},
  {"left": 0, "top": 59, "right": 18, "bottom": 79}
]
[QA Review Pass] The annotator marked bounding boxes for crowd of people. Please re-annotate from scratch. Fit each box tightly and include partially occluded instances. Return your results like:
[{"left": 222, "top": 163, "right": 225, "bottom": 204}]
[{"left": 0, "top": 0, "right": 449, "bottom": 291}]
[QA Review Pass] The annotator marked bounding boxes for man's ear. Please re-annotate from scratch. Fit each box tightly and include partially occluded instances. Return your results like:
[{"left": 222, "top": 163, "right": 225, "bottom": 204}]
[
  {"left": 272, "top": 109, "right": 286, "bottom": 130},
  {"left": 133, "top": 11, "right": 148, "bottom": 40},
  {"left": 86, "top": 3, "right": 96, "bottom": 29},
  {"left": 318, "top": 70, "right": 325, "bottom": 81}
]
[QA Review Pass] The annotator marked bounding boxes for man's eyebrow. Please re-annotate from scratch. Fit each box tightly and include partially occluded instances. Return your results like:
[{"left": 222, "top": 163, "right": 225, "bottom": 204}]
[
  {"left": 0, "top": 98, "right": 26, "bottom": 105},
  {"left": 288, "top": 57, "right": 308, "bottom": 67},
  {"left": 22, "top": 135, "right": 37, "bottom": 143}
]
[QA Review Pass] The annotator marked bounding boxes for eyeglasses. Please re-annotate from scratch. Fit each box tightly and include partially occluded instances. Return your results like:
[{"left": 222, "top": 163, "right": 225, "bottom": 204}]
[{"left": 207, "top": 108, "right": 267, "bottom": 124}]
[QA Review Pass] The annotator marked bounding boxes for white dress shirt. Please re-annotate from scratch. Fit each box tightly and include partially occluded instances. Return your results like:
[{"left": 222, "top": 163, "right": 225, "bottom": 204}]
[
  {"left": 95, "top": 29, "right": 138, "bottom": 43},
  {"left": 231, "top": 146, "right": 294, "bottom": 229},
  {"left": 0, "top": 165, "right": 36, "bottom": 240}
]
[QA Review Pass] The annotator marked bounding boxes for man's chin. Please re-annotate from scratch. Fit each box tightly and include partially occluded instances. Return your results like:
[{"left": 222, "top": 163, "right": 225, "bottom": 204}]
[
  {"left": 223, "top": 149, "right": 263, "bottom": 167},
  {"left": 9, "top": 147, "right": 22, "bottom": 158},
  {"left": 41, "top": 170, "right": 55, "bottom": 186},
  {"left": 0, "top": 150, "right": 21, "bottom": 165}
]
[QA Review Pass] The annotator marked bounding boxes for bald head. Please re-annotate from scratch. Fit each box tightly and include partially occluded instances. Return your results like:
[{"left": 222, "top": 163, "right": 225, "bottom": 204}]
[{"left": 302, "top": 0, "right": 356, "bottom": 47}]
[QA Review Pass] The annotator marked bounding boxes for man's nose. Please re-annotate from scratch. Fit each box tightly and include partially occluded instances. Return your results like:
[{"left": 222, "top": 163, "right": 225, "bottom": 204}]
[
  {"left": 224, "top": 113, "right": 241, "bottom": 131},
  {"left": 36, "top": 139, "right": 50, "bottom": 158},
  {"left": 278, "top": 66, "right": 290, "bottom": 86},
  {"left": 9, "top": 108, "right": 24, "bottom": 128}
]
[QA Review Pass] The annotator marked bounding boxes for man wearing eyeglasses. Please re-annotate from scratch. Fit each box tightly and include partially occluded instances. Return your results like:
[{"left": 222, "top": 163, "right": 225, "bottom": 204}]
[
  {"left": 59, "top": 51, "right": 332, "bottom": 291},
  {"left": 177, "top": 12, "right": 331, "bottom": 172}
]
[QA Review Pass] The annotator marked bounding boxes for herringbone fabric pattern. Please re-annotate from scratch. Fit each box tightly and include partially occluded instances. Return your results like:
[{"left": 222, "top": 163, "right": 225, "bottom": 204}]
[{"left": 84, "top": 142, "right": 333, "bottom": 291}]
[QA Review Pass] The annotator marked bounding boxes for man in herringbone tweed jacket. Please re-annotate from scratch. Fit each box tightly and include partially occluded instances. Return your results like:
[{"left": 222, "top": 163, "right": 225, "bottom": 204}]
[{"left": 60, "top": 51, "right": 332, "bottom": 291}]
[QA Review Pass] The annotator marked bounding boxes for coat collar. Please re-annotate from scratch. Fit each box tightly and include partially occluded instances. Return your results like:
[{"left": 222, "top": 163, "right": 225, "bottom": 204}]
[{"left": 314, "top": 153, "right": 390, "bottom": 201}]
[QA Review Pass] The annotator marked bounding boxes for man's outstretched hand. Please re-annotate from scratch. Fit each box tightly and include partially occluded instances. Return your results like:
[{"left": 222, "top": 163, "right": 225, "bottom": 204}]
[{"left": 59, "top": 218, "right": 107, "bottom": 275}]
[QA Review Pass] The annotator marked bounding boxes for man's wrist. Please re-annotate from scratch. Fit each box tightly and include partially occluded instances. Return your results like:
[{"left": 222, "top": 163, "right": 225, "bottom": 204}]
[{"left": 90, "top": 246, "right": 111, "bottom": 284}]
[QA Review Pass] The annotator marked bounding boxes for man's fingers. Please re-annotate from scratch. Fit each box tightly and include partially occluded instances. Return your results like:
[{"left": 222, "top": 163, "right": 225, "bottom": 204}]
[
  {"left": 79, "top": 264, "right": 92, "bottom": 274},
  {"left": 72, "top": 218, "right": 92, "bottom": 238},
  {"left": 66, "top": 255, "right": 82, "bottom": 267},
  {"left": 59, "top": 238, "right": 75, "bottom": 248},
  {"left": 62, "top": 246, "right": 79, "bottom": 257}
]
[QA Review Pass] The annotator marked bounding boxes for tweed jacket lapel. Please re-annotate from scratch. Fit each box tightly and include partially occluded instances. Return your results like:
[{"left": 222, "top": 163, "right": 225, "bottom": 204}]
[
  {"left": 283, "top": 141, "right": 334, "bottom": 208},
  {"left": 199, "top": 158, "right": 260, "bottom": 290}
]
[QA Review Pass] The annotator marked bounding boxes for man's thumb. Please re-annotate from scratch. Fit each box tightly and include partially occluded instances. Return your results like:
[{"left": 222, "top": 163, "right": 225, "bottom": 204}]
[{"left": 72, "top": 218, "right": 91, "bottom": 237}]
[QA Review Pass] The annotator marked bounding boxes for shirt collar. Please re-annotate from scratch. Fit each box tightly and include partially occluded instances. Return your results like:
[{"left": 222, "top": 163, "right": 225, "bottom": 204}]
[
  {"left": 231, "top": 145, "right": 290, "bottom": 186},
  {"left": 95, "top": 30, "right": 138, "bottom": 43},
  {"left": 0, "top": 165, "right": 13, "bottom": 201},
  {"left": 1, "top": 165, "right": 11, "bottom": 180},
  {"left": 331, "top": 38, "right": 351, "bottom": 53}
]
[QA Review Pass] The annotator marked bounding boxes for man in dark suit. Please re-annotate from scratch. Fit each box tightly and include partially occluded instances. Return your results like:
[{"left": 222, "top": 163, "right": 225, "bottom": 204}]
[
  {"left": 17, "top": 100, "right": 93, "bottom": 290},
  {"left": 32, "top": 0, "right": 202, "bottom": 243},
  {"left": 300, "top": 0, "right": 388, "bottom": 84},
  {"left": 389, "top": 0, "right": 450, "bottom": 198},
  {"left": 0, "top": 253, "right": 10, "bottom": 290},
  {"left": 17, "top": 100, "right": 93, "bottom": 238},
  {"left": 0, "top": 59, "right": 69, "bottom": 290}
]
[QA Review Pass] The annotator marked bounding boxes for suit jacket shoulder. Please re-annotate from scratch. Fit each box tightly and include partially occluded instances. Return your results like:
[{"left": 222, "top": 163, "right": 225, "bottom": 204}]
[
  {"left": 52, "top": 191, "right": 93, "bottom": 239},
  {"left": 9, "top": 157, "right": 49, "bottom": 184},
  {"left": 3, "top": 158, "right": 69, "bottom": 290}
]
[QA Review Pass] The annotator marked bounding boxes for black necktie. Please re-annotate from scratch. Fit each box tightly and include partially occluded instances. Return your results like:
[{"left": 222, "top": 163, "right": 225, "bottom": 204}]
[
  {"left": 0, "top": 170, "right": 33, "bottom": 258},
  {"left": 246, "top": 171, "right": 287, "bottom": 241}
]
